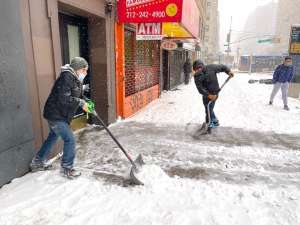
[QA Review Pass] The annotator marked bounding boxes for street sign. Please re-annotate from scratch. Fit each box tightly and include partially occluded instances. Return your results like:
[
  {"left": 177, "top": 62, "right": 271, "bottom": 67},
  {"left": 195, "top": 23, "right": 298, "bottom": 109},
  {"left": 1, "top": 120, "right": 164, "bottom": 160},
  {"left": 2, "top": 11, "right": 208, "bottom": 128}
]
[
  {"left": 272, "top": 37, "right": 281, "bottom": 43},
  {"left": 257, "top": 39, "right": 272, "bottom": 44},
  {"left": 289, "top": 25, "right": 300, "bottom": 54}
]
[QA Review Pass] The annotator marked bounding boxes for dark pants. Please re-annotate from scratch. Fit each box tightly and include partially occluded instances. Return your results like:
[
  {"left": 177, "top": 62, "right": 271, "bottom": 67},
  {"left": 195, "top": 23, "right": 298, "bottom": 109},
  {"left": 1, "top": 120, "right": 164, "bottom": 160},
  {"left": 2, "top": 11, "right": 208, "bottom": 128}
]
[
  {"left": 203, "top": 97, "right": 217, "bottom": 123},
  {"left": 35, "top": 120, "right": 76, "bottom": 169},
  {"left": 184, "top": 73, "right": 190, "bottom": 84}
]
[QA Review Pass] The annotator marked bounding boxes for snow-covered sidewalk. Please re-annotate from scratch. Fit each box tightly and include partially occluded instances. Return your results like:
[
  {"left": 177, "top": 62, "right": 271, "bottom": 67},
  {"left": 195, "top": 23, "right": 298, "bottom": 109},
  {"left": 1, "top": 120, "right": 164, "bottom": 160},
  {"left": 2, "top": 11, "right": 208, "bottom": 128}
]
[{"left": 0, "top": 73, "right": 300, "bottom": 225}]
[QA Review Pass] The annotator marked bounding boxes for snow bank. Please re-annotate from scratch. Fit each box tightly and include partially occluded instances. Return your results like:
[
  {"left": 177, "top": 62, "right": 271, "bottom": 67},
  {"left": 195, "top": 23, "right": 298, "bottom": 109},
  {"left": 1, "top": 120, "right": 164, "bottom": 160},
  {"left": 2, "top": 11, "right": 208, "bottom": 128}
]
[{"left": 0, "top": 168, "right": 299, "bottom": 225}]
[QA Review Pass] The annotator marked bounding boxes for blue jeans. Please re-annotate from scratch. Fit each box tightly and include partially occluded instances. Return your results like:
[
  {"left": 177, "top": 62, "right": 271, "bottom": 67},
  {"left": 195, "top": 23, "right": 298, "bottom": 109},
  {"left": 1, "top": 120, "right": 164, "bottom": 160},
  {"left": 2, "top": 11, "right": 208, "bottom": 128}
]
[
  {"left": 203, "top": 97, "right": 217, "bottom": 123},
  {"left": 36, "top": 120, "right": 76, "bottom": 169}
]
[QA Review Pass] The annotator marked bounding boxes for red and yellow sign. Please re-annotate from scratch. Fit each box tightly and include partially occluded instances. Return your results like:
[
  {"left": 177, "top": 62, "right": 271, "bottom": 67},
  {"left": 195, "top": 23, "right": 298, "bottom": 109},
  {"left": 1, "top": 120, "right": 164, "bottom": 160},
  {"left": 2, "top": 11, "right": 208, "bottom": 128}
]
[
  {"left": 117, "top": 0, "right": 200, "bottom": 38},
  {"left": 117, "top": 0, "right": 183, "bottom": 23}
]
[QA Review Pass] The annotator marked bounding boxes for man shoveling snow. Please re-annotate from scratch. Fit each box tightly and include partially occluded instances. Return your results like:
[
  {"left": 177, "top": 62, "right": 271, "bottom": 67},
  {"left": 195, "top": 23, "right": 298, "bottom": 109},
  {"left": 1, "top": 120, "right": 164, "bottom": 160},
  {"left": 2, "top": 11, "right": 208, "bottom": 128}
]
[{"left": 192, "top": 60, "right": 234, "bottom": 134}]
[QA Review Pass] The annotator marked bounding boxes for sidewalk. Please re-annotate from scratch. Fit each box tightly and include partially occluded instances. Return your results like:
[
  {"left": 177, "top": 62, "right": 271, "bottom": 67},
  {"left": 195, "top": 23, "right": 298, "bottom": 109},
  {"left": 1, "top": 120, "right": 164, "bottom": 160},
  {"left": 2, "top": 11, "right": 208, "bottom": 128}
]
[{"left": 0, "top": 73, "right": 300, "bottom": 225}]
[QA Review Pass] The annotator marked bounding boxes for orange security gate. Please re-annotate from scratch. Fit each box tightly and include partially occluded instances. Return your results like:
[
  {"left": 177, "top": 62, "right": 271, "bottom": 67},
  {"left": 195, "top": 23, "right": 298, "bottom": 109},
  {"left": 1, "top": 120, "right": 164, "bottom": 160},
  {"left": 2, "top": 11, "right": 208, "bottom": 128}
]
[{"left": 115, "top": 23, "right": 161, "bottom": 118}]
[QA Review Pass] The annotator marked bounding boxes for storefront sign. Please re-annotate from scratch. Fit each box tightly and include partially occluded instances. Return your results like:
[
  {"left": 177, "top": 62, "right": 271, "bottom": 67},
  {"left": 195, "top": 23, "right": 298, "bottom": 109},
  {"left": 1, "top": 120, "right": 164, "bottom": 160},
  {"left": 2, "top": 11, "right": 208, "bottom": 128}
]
[
  {"left": 161, "top": 40, "right": 177, "bottom": 50},
  {"left": 290, "top": 25, "right": 300, "bottom": 54},
  {"left": 136, "top": 23, "right": 163, "bottom": 40},
  {"left": 117, "top": 0, "right": 183, "bottom": 23}
]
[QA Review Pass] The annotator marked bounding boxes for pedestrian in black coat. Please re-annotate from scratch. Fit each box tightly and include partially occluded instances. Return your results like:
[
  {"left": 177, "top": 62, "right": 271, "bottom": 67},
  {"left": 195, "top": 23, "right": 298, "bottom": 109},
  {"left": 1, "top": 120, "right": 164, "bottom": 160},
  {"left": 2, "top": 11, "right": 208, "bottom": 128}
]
[{"left": 30, "top": 57, "right": 90, "bottom": 179}]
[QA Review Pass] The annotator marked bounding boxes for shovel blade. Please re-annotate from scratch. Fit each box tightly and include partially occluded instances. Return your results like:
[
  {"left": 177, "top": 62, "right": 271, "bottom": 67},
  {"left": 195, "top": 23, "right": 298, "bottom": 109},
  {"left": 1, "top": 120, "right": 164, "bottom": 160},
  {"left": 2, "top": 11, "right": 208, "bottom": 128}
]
[
  {"left": 129, "top": 154, "right": 145, "bottom": 185},
  {"left": 134, "top": 154, "right": 145, "bottom": 167},
  {"left": 195, "top": 123, "right": 209, "bottom": 135}
]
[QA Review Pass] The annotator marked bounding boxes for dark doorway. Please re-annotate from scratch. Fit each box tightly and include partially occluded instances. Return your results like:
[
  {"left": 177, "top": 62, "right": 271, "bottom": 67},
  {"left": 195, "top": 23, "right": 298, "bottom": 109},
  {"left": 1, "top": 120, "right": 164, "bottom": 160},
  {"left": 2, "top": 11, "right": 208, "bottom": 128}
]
[
  {"left": 59, "top": 13, "right": 89, "bottom": 65},
  {"left": 59, "top": 12, "right": 91, "bottom": 120},
  {"left": 162, "top": 50, "right": 170, "bottom": 90}
]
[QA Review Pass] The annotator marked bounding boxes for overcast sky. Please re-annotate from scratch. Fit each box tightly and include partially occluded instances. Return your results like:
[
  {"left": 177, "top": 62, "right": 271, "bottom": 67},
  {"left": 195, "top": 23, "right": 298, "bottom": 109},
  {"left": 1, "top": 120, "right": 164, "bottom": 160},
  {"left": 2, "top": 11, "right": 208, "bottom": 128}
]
[{"left": 218, "top": 0, "right": 275, "bottom": 51}]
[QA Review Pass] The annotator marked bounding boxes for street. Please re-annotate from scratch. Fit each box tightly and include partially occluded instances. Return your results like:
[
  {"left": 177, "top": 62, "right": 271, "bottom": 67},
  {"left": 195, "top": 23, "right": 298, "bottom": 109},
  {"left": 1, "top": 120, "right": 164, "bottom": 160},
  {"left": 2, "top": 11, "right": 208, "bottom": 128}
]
[{"left": 0, "top": 73, "right": 300, "bottom": 225}]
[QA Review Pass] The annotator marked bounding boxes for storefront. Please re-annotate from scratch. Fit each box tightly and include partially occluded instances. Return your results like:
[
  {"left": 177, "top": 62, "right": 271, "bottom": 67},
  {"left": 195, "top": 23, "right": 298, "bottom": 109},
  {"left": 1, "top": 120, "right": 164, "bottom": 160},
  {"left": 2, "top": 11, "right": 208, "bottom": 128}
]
[
  {"left": 116, "top": 0, "right": 202, "bottom": 117},
  {"left": 23, "top": 0, "right": 116, "bottom": 137},
  {"left": 116, "top": 23, "right": 160, "bottom": 118}
]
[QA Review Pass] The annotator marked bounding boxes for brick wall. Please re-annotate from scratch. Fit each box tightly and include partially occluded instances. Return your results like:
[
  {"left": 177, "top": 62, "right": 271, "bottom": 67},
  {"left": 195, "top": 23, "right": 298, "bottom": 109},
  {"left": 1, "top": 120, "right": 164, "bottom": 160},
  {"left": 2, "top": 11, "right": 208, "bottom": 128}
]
[{"left": 124, "top": 29, "right": 160, "bottom": 97}]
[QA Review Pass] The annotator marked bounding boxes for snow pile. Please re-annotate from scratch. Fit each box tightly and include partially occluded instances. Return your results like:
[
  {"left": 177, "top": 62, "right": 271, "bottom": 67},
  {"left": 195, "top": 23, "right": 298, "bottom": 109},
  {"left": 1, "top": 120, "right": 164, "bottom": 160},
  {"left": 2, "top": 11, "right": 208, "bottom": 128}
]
[
  {"left": 0, "top": 170, "right": 299, "bottom": 225},
  {"left": 134, "top": 164, "right": 170, "bottom": 186}
]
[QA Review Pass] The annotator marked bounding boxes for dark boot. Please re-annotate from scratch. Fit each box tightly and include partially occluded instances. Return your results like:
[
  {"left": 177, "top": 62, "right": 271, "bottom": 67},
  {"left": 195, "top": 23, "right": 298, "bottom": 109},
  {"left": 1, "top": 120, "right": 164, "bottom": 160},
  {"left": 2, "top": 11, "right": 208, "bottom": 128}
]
[
  {"left": 61, "top": 168, "right": 81, "bottom": 179},
  {"left": 30, "top": 158, "right": 53, "bottom": 172}
]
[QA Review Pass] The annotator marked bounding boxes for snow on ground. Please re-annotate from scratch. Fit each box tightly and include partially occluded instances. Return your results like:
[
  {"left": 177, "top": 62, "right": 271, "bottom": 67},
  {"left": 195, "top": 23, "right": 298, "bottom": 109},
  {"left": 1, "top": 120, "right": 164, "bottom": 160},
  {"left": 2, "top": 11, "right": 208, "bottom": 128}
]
[
  {"left": 132, "top": 73, "right": 300, "bottom": 134},
  {"left": 0, "top": 73, "right": 300, "bottom": 225}
]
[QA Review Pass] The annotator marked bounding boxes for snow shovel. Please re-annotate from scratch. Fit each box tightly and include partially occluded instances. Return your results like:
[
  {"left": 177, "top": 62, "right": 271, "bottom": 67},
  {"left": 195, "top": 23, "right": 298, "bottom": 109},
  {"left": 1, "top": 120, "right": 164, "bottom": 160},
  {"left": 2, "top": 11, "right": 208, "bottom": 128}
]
[
  {"left": 197, "top": 76, "right": 232, "bottom": 135},
  {"left": 90, "top": 108, "right": 145, "bottom": 185}
]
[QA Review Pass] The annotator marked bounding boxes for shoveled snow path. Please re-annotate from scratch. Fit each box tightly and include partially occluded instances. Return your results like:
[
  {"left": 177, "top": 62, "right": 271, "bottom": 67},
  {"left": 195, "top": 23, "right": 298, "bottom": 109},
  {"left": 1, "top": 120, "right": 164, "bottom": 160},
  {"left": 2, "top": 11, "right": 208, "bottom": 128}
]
[{"left": 0, "top": 73, "right": 300, "bottom": 225}]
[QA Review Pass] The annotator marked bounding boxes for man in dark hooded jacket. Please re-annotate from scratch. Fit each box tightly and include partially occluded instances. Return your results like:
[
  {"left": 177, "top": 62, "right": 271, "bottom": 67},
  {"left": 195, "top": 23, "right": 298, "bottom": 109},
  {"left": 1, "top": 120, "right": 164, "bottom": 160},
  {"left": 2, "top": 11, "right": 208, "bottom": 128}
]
[
  {"left": 193, "top": 60, "right": 234, "bottom": 129},
  {"left": 30, "top": 57, "right": 90, "bottom": 179}
]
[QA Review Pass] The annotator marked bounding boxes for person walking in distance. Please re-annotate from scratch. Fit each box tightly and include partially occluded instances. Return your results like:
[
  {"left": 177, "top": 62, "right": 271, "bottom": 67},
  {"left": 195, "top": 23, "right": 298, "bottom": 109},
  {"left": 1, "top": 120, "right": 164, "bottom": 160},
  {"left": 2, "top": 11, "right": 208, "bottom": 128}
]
[
  {"left": 184, "top": 58, "right": 192, "bottom": 85},
  {"left": 269, "top": 56, "right": 294, "bottom": 111}
]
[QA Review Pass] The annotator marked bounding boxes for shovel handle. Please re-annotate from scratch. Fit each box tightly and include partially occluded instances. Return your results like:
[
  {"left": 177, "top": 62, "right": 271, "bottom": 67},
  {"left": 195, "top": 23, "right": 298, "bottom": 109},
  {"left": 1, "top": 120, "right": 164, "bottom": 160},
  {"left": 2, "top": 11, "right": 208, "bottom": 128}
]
[
  {"left": 219, "top": 76, "right": 232, "bottom": 90},
  {"left": 92, "top": 111, "right": 137, "bottom": 168},
  {"left": 207, "top": 76, "right": 231, "bottom": 124}
]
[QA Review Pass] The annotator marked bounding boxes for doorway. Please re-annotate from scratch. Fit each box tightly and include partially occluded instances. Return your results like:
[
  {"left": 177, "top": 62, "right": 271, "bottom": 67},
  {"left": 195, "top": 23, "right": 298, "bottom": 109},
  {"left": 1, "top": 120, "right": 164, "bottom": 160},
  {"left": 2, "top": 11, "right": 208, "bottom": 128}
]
[
  {"left": 59, "top": 12, "right": 90, "bottom": 128},
  {"left": 162, "top": 50, "right": 170, "bottom": 90}
]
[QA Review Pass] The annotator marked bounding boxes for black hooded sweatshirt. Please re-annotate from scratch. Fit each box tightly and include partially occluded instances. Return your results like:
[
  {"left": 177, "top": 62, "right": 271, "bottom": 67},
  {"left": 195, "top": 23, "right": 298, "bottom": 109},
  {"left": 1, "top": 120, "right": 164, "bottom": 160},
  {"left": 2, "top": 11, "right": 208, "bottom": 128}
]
[{"left": 194, "top": 64, "right": 230, "bottom": 96}]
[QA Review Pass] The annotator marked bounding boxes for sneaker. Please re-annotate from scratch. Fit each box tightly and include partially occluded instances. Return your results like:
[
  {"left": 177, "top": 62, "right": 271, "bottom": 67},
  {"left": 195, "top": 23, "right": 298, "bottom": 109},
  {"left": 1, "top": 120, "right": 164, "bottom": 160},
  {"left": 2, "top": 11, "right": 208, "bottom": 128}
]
[
  {"left": 269, "top": 101, "right": 273, "bottom": 105},
  {"left": 61, "top": 168, "right": 81, "bottom": 179},
  {"left": 284, "top": 105, "right": 290, "bottom": 111},
  {"left": 212, "top": 119, "right": 220, "bottom": 127},
  {"left": 30, "top": 158, "right": 53, "bottom": 172},
  {"left": 208, "top": 122, "right": 217, "bottom": 129}
]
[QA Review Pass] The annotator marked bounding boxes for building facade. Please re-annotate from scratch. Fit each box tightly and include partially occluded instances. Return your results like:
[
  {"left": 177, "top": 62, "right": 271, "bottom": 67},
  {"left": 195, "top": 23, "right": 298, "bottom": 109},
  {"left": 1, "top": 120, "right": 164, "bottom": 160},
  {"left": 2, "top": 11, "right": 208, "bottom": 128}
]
[
  {"left": 0, "top": 0, "right": 116, "bottom": 186},
  {"left": 1, "top": 0, "right": 209, "bottom": 186},
  {"left": 202, "top": 0, "right": 220, "bottom": 64},
  {"left": 274, "top": 0, "right": 300, "bottom": 55},
  {"left": 115, "top": 23, "right": 161, "bottom": 118},
  {"left": 116, "top": 0, "right": 205, "bottom": 117}
]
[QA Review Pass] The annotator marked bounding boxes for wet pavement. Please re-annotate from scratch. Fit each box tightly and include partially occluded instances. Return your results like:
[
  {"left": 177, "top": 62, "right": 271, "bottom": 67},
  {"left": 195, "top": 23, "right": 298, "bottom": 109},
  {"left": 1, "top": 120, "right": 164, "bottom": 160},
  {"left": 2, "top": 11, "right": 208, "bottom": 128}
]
[{"left": 75, "top": 121, "right": 300, "bottom": 187}]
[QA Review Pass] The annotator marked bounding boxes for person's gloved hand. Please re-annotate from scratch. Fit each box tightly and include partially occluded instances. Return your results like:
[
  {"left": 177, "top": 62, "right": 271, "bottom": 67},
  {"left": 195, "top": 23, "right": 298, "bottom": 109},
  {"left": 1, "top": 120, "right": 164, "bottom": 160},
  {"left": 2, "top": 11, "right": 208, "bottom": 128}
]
[
  {"left": 79, "top": 99, "right": 95, "bottom": 113},
  {"left": 86, "top": 100, "right": 95, "bottom": 113},
  {"left": 208, "top": 94, "right": 218, "bottom": 101},
  {"left": 228, "top": 71, "right": 234, "bottom": 78}
]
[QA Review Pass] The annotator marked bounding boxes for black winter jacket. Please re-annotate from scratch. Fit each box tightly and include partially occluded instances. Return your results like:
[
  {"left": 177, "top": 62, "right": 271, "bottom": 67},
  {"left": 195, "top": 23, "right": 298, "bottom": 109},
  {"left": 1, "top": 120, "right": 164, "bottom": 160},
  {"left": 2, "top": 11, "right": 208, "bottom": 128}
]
[
  {"left": 194, "top": 64, "right": 230, "bottom": 96},
  {"left": 183, "top": 61, "right": 192, "bottom": 73},
  {"left": 43, "top": 65, "right": 83, "bottom": 124}
]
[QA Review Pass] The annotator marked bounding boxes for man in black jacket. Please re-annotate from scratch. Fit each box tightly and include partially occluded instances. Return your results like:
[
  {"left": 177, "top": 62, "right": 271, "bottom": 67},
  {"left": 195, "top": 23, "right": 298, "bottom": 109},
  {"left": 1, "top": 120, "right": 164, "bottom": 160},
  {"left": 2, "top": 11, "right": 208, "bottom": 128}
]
[
  {"left": 30, "top": 57, "right": 90, "bottom": 179},
  {"left": 183, "top": 58, "right": 192, "bottom": 84},
  {"left": 193, "top": 60, "right": 234, "bottom": 129}
]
